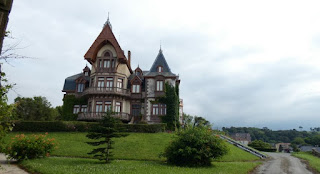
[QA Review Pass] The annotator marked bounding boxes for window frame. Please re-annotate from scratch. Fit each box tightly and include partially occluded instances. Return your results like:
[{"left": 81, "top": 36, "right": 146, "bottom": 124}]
[{"left": 156, "top": 80, "right": 164, "bottom": 91}]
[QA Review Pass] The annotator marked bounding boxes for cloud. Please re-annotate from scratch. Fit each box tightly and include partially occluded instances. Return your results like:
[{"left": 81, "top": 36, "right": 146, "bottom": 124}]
[{"left": 4, "top": 0, "right": 320, "bottom": 130}]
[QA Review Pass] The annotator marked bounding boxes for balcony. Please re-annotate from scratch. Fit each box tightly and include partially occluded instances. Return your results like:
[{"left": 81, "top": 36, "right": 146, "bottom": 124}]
[
  {"left": 77, "top": 112, "right": 131, "bottom": 121},
  {"left": 77, "top": 87, "right": 130, "bottom": 97}
]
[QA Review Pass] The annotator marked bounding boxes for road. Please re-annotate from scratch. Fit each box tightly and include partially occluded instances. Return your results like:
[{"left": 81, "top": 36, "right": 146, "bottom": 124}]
[{"left": 253, "top": 152, "right": 314, "bottom": 174}]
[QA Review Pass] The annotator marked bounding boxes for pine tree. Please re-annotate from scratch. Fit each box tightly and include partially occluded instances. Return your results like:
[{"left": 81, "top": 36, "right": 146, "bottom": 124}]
[{"left": 86, "top": 111, "right": 127, "bottom": 163}]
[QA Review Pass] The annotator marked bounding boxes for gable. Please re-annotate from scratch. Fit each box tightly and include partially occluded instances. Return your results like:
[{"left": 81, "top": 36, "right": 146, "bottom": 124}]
[{"left": 84, "top": 24, "right": 126, "bottom": 63}]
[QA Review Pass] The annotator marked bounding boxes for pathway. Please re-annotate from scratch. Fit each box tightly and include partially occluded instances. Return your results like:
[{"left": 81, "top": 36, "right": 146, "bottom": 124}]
[
  {"left": 253, "top": 152, "right": 314, "bottom": 174},
  {"left": 0, "top": 153, "right": 29, "bottom": 174}
]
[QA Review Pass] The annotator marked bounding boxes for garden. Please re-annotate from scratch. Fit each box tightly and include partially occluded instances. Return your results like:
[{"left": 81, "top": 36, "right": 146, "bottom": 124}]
[{"left": 3, "top": 131, "right": 261, "bottom": 174}]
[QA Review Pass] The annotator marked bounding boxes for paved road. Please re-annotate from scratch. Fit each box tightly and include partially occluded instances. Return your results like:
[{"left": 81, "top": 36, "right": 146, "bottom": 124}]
[
  {"left": 254, "top": 152, "right": 313, "bottom": 174},
  {"left": 0, "top": 153, "right": 29, "bottom": 174}
]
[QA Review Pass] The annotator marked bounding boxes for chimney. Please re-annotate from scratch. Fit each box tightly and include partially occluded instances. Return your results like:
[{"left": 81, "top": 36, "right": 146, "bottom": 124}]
[{"left": 128, "top": 50, "right": 131, "bottom": 68}]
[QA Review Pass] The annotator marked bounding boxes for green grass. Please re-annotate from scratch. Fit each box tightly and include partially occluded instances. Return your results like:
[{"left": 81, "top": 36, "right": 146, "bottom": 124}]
[
  {"left": 4, "top": 132, "right": 259, "bottom": 162},
  {"left": 4, "top": 132, "right": 174, "bottom": 161},
  {"left": 21, "top": 157, "right": 261, "bottom": 174},
  {"left": 215, "top": 143, "right": 260, "bottom": 162},
  {"left": 293, "top": 152, "right": 320, "bottom": 172},
  {"left": 4, "top": 132, "right": 262, "bottom": 174}
]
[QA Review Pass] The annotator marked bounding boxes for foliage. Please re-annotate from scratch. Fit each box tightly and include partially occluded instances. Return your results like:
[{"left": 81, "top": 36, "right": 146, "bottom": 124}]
[
  {"left": 182, "top": 113, "right": 211, "bottom": 129},
  {"left": 291, "top": 137, "right": 306, "bottom": 145},
  {"left": 0, "top": 71, "right": 14, "bottom": 151},
  {"left": 20, "top": 157, "right": 261, "bottom": 174},
  {"left": 122, "top": 123, "right": 166, "bottom": 133},
  {"left": 305, "top": 134, "right": 320, "bottom": 146},
  {"left": 12, "top": 121, "right": 166, "bottom": 133},
  {"left": 159, "top": 83, "right": 180, "bottom": 130},
  {"left": 86, "top": 112, "right": 128, "bottom": 163},
  {"left": 162, "top": 127, "right": 228, "bottom": 167},
  {"left": 223, "top": 126, "right": 315, "bottom": 143},
  {"left": 61, "top": 95, "right": 87, "bottom": 121},
  {"left": 5, "top": 133, "right": 56, "bottom": 161},
  {"left": 248, "top": 140, "right": 276, "bottom": 152},
  {"left": 13, "top": 96, "right": 57, "bottom": 121}
]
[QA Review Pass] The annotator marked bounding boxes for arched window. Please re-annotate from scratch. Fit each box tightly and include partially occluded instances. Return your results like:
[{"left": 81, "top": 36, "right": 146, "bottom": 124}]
[
  {"left": 157, "top": 66, "right": 163, "bottom": 72},
  {"left": 104, "top": 52, "right": 110, "bottom": 57}
]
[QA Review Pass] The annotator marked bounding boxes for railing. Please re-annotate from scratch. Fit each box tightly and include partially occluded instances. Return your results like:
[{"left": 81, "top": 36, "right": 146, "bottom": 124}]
[
  {"left": 219, "top": 134, "right": 267, "bottom": 159},
  {"left": 77, "top": 87, "right": 130, "bottom": 97},
  {"left": 77, "top": 112, "right": 131, "bottom": 121}
]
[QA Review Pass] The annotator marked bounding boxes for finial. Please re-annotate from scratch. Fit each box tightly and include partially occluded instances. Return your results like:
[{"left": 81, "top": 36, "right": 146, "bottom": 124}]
[
  {"left": 103, "top": 12, "right": 112, "bottom": 30},
  {"left": 160, "top": 40, "right": 162, "bottom": 52}
]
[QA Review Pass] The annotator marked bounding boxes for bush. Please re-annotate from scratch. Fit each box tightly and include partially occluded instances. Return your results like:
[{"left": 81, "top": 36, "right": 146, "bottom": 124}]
[
  {"left": 162, "top": 127, "right": 229, "bottom": 167},
  {"left": 5, "top": 133, "right": 57, "bottom": 161},
  {"left": 122, "top": 124, "right": 166, "bottom": 133},
  {"left": 12, "top": 121, "right": 166, "bottom": 133},
  {"left": 248, "top": 140, "right": 272, "bottom": 149}
]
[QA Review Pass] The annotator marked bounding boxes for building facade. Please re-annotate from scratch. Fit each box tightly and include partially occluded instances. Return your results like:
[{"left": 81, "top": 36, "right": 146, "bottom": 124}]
[{"left": 62, "top": 20, "right": 183, "bottom": 124}]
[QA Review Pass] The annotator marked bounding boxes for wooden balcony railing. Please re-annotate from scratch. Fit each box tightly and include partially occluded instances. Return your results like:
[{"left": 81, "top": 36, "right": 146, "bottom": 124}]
[
  {"left": 77, "top": 87, "right": 130, "bottom": 97},
  {"left": 77, "top": 112, "right": 131, "bottom": 121}
]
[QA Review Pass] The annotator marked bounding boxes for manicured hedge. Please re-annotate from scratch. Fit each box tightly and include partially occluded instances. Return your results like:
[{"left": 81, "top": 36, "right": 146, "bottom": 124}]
[
  {"left": 12, "top": 121, "right": 166, "bottom": 133},
  {"left": 254, "top": 148, "right": 277, "bottom": 152},
  {"left": 122, "top": 124, "right": 166, "bottom": 133}
]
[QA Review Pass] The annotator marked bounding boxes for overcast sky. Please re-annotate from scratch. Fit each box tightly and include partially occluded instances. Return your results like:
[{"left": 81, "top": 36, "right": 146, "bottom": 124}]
[{"left": 4, "top": 0, "right": 320, "bottom": 130}]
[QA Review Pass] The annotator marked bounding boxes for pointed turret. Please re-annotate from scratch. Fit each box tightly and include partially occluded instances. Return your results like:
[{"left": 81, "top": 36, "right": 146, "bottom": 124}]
[{"left": 144, "top": 49, "right": 176, "bottom": 77}]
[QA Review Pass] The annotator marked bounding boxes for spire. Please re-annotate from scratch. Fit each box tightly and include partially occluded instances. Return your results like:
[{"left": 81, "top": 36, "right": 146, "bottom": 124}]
[
  {"left": 103, "top": 12, "right": 112, "bottom": 30},
  {"left": 149, "top": 49, "right": 172, "bottom": 73},
  {"left": 160, "top": 40, "right": 162, "bottom": 52}
]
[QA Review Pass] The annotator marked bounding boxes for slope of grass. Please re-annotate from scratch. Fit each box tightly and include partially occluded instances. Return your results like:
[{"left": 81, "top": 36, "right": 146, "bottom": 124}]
[
  {"left": 21, "top": 157, "right": 261, "bottom": 174},
  {"left": 4, "top": 132, "right": 174, "bottom": 161},
  {"left": 4, "top": 132, "right": 259, "bottom": 162},
  {"left": 293, "top": 152, "right": 320, "bottom": 172},
  {"left": 215, "top": 143, "right": 260, "bottom": 162}
]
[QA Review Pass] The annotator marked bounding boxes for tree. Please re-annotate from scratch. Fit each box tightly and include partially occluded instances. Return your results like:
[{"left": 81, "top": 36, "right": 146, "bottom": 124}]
[
  {"left": 0, "top": 71, "right": 14, "bottom": 151},
  {"left": 248, "top": 140, "right": 272, "bottom": 150},
  {"left": 86, "top": 111, "right": 127, "bottom": 163},
  {"left": 13, "top": 96, "right": 57, "bottom": 121},
  {"left": 162, "top": 127, "right": 228, "bottom": 167},
  {"left": 291, "top": 137, "right": 305, "bottom": 145}
]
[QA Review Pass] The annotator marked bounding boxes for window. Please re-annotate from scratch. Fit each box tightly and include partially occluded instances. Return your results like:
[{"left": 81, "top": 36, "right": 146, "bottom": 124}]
[
  {"left": 95, "top": 101, "right": 103, "bottom": 112},
  {"left": 84, "top": 71, "right": 89, "bottom": 76},
  {"left": 77, "top": 83, "right": 84, "bottom": 92},
  {"left": 132, "top": 104, "right": 141, "bottom": 116},
  {"left": 81, "top": 105, "right": 87, "bottom": 112},
  {"left": 132, "top": 84, "right": 140, "bottom": 93},
  {"left": 103, "top": 60, "right": 110, "bottom": 68},
  {"left": 99, "top": 59, "right": 103, "bottom": 68},
  {"left": 115, "top": 102, "right": 121, "bottom": 113},
  {"left": 106, "top": 77, "right": 113, "bottom": 91},
  {"left": 156, "top": 81, "right": 163, "bottom": 91},
  {"left": 73, "top": 105, "right": 80, "bottom": 114},
  {"left": 104, "top": 101, "right": 112, "bottom": 112},
  {"left": 157, "top": 66, "right": 163, "bottom": 72},
  {"left": 104, "top": 52, "right": 110, "bottom": 57},
  {"left": 117, "top": 78, "right": 123, "bottom": 92},
  {"left": 97, "top": 77, "right": 104, "bottom": 89},
  {"left": 152, "top": 104, "right": 166, "bottom": 115}
]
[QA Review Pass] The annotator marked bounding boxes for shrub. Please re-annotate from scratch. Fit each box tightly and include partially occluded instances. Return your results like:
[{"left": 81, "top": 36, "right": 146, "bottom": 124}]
[
  {"left": 162, "top": 127, "right": 229, "bottom": 167},
  {"left": 122, "top": 124, "right": 166, "bottom": 133},
  {"left": 12, "top": 121, "right": 166, "bottom": 133},
  {"left": 5, "top": 133, "right": 57, "bottom": 161}
]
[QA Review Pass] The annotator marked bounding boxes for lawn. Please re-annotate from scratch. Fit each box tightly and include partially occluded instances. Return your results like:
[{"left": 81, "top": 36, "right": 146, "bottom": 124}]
[
  {"left": 4, "top": 132, "right": 262, "bottom": 173},
  {"left": 21, "top": 157, "right": 261, "bottom": 174},
  {"left": 293, "top": 152, "right": 320, "bottom": 172}
]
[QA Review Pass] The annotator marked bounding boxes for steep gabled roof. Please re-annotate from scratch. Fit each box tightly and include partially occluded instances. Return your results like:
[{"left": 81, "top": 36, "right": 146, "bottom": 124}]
[
  {"left": 144, "top": 49, "right": 177, "bottom": 77},
  {"left": 84, "top": 22, "right": 126, "bottom": 63},
  {"left": 149, "top": 49, "right": 172, "bottom": 73}
]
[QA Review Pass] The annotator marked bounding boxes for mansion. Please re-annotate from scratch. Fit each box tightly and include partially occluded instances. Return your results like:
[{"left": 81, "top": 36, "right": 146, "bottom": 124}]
[{"left": 62, "top": 19, "right": 183, "bottom": 124}]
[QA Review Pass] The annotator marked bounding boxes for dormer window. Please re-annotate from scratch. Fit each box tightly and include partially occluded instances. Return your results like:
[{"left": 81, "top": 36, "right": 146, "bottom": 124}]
[
  {"left": 84, "top": 72, "right": 89, "bottom": 76},
  {"left": 157, "top": 66, "right": 163, "bottom": 72}
]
